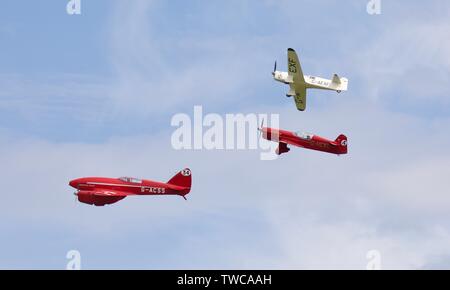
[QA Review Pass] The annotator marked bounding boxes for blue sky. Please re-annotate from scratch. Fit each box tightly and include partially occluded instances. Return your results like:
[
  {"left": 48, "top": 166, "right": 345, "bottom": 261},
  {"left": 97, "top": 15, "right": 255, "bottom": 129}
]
[{"left": 1, "top": 0, "right": 450, "bottom": 269}]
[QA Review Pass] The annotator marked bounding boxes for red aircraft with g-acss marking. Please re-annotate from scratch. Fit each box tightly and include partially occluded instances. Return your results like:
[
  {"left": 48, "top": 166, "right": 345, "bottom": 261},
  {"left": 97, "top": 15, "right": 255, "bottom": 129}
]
[
  {"left": 259, "top": 124, "right": 348, "bottom": 156},
  {"left": 69, "top": 168, "right": 192, "bottom": 206}
]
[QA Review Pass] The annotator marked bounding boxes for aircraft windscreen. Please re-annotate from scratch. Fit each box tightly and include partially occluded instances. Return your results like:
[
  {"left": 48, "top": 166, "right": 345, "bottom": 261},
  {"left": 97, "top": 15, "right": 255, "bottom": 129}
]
[
  {"left": 119, "top": 177, "right": 142, "bottom": 184},
  {"left": 295, "top": 132, "right": 313, "bottom": 140},
  {"left": 130, "top": 178, "right": 142, "bottom": 184}
]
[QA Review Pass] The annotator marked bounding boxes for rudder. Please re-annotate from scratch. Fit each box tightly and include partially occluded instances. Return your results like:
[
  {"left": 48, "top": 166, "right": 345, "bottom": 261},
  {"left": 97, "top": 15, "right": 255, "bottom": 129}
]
[
  {"left": 335, "top": 134, "right": 348, "bottom": 154},
  {"left": 167, "top": 168, "right": 192, "bottom": 190}
]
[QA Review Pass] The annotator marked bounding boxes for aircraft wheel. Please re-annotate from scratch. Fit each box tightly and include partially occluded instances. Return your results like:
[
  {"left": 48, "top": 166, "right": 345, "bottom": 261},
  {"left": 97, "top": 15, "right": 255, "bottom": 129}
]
[{"left": 337, "top": 90, "right": 341, "bottom": 93}]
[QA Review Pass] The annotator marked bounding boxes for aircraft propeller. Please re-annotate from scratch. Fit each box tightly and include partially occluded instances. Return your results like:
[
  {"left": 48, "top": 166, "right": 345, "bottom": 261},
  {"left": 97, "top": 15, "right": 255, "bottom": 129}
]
[
  {"left": 258, "top": 118, "right": 265, "bottom": 139},
  {"left": 272, "top": 61, "right": 277, "bottom": 76}
]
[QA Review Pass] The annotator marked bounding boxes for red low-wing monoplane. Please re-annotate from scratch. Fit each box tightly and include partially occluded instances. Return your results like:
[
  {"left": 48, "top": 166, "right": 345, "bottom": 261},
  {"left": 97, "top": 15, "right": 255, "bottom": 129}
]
[
  {"left": 69, "top": 168, "right": 192, "bottom": 206},
  {"left": 259, "top": 125, "right": 348, "bottom": 155}
]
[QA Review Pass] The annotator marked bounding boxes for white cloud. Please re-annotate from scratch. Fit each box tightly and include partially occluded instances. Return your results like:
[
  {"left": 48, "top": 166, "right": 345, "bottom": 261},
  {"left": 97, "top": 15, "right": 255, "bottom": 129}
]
[
  {"left": 105, "top": 0, "right": 277, "bottom": 116},
  {"left": 2, "top": 100, "right": 450, "bottom": 268},
  {"left": 351, "top": 8, "right": 450, "bottom": 106},
  {"left": 2, "top": 0, "right": 450, "bottom": 269},
  {"left": 369, "top": 157, "right": 450, "bottom": 213},
  {"left": 0, "top": 73, "right": 113, "bottom": 123}
]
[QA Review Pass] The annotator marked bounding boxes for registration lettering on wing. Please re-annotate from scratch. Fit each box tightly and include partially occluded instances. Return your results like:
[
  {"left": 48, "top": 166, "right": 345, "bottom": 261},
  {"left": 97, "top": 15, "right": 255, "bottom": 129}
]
[{"left": 288, "top": 58, "right": 297, "bottom": 73}]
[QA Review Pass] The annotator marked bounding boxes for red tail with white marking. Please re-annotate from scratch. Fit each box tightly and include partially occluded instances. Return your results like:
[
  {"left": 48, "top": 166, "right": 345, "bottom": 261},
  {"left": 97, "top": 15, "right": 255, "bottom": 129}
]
[
  {"left": 335, "top": 134, "right": 348, "bottom": 154},
  {"left": 167, "top": 168, "right": 192, "bottom": 194}
]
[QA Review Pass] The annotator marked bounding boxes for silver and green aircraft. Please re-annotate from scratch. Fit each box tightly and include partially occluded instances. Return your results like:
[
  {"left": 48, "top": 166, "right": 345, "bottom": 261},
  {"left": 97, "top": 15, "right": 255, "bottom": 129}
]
[{"left": 272, "top": 48, "right": 348, "bottom": 111}]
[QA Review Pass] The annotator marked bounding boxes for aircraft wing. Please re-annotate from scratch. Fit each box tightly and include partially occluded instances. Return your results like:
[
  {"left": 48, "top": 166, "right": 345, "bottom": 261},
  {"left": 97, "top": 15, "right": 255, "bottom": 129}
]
[
  {"left": 287, "top": 48, "right": 305, "bottom": 84},
  {"left": 77, "top": 189, "right": 127, "bottom": 206},
  {"left": 278, "top": 135, "right": 304, "bottom": 148},
  {"left": 293, "top": 87, "right": 307, "bottom": 111},
  {"left": 92, "top": 189, "right": 131, "bottom": 197}
]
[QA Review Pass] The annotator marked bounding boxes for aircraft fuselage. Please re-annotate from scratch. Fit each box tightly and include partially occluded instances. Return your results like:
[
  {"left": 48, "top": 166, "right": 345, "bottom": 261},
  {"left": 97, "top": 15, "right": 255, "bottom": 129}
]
[
  {"left": 69, "top": 177, "right": 188, "bottom": 196},
  {"left": 273, "top": 71, "right": 342, "bottom": 91},
  {"left": 262, "top": 127, "right": 347, "bottom": 155}
]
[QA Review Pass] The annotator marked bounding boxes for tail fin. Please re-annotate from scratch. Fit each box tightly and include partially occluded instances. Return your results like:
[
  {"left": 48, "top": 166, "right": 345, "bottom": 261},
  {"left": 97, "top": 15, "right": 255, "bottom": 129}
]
[
  {"left": 335, "top": 134, "right": 348, "bottom": 154},
  {"left": 331, "top": 74, "right": 348, "bottom": 91},
  {"left": 332, "top": 74, "right": 341, "bottom": 85},
  {"left": 167, "top": 168, "right": 192, "bottom": 196}
]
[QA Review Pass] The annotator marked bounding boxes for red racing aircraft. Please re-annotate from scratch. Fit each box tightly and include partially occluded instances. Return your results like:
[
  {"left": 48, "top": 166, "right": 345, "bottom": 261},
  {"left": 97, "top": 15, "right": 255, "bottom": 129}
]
[
  {"left": 69, "top": 168, "right": 192, "bottom": 206},
  {"left": 259, "top": 125, "right": 347, "bottom": 156}
]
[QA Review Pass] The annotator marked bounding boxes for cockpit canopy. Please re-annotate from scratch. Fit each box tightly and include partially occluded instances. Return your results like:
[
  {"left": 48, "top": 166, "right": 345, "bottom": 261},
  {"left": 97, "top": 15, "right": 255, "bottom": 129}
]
[
  {"left": 118, "top": 177, "right": 142, "bottom": 184},
  {"left": 294, "top": 132, "right": 314, "bottom": 140}
]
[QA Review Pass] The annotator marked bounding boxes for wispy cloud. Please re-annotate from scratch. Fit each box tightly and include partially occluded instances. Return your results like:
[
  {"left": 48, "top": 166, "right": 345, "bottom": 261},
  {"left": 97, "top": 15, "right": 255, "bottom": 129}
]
[
  {"left": 1, "top": 99, "right": 450, "bottom": 268},
  {"left": 0, "top": 73, "right": 112, "bottom": 124},
  {"left": 1, "top": 0, "right": 450, "bottom": 269}
]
